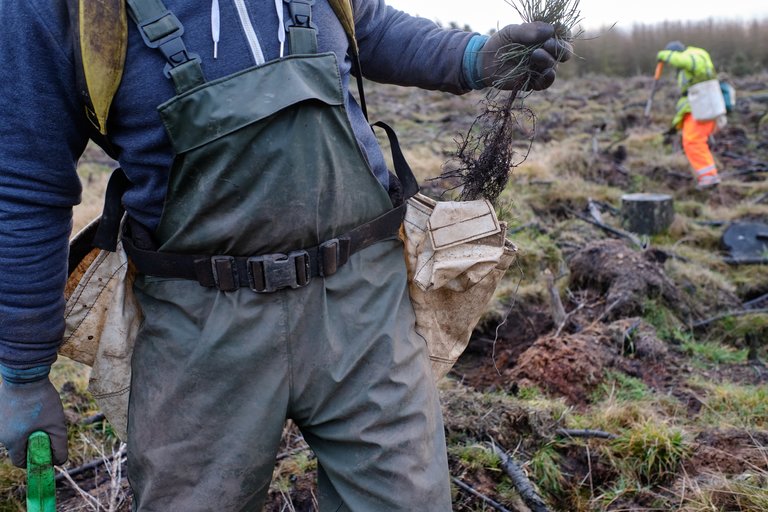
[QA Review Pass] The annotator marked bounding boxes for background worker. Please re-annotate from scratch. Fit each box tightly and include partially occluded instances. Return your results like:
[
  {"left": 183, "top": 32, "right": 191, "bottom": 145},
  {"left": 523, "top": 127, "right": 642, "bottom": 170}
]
[
  {"left": 657, "top": 41, "right": 722, "bottom": 189},
  {"left": 0, "top": 1, "right": 570, "bottom": 510}
]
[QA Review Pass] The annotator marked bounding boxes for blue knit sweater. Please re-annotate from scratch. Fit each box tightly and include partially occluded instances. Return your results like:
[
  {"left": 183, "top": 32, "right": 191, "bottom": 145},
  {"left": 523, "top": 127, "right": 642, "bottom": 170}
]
[{"left": 0, "top": 0, "right": 483, "bottom": 374}]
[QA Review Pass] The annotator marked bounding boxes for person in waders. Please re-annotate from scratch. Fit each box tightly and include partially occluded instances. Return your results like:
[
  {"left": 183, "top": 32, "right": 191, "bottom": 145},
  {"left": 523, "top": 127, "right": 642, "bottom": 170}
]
[
  {"left": 657, "top": 41, "right": 723, "bottom": 189},
  {"left": 0, "top": 1, "right": 571, "bottom": 509}
]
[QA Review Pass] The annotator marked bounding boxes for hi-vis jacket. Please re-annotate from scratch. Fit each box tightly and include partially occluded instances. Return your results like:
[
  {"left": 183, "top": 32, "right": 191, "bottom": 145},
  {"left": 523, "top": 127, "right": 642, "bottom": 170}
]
[
  {"left": 657, "top": 46, "right": 717, "bottom": 128},
  {"left": 0, "top": 0, "right": 476, "bottom": 372}
]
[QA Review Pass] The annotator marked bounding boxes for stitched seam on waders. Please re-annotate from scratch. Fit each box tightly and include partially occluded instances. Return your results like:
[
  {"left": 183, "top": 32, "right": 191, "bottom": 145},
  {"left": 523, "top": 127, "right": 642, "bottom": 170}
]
[
  {"left": 282, "top": 291, "right": 296, "bottom": 404},
  {"left": 156, "top": 53, "right": 338, "bottom": 106}
]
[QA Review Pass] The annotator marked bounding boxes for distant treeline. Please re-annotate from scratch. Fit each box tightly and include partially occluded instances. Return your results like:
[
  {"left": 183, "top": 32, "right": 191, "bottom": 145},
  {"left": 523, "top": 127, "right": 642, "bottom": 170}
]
[
  {"left": 444, "top": 18, "right": 768, "bottom": 78},
  {"left": 561, "top": 19, "right": 768, "bottom": 77}
]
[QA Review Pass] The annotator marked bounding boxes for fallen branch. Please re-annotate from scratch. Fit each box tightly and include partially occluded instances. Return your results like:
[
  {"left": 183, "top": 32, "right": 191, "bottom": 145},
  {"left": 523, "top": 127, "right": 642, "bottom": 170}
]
[
  {"left": 751, "top": 192, "right": 768, "bottom": 205},
  {"left": 508, "top": 221, "right": 540, "bottom": 235},
  {"left": 587, "top": 198, "right": 603, "bottom": 224},
  {"left": 55, "top": 453, "right": 123, "bottom": 483},
  {"left": 451, "top": 477, "right": 514, "bottom": 512},
  {"left": 743, "top": 292, "right": 768, "bottom": 310},
  {"left": 555, "top": 429, "right": 618, "bottom": 440},
  {"left": 692, "top": 308, "right": 768, "bottom": 329},
  {"left": 724, "top": 257, "right": 768, "bottom": 265},
  {"left": 693, "top": 220, "right": 726, "bottom": 227},
  {"left": 570, "top": 209, "right": 645, "bottom": 248},
  {"left": 667, "top": 171, "right": 692, "bottom": 180},
  {"left": 720, "top": 168, "right": 768, "bottom": 178},
  {"left": 492, "top": 443, "right": 550, "bottom": 512},
  {"left": 82, "top": 413, "right": 106, "bottom": 426}
]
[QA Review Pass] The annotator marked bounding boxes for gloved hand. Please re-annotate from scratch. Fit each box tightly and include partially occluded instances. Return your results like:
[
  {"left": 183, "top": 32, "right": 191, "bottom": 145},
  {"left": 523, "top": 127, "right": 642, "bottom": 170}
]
[
  {"left": 662, "top": 127, "right": 677, "bottom": 146},
  {"left": 0, "top": 378, "right": 68, "bottom": 468},
  {"left": 477, "top": 22, "right": 572, "bottom": 91}
]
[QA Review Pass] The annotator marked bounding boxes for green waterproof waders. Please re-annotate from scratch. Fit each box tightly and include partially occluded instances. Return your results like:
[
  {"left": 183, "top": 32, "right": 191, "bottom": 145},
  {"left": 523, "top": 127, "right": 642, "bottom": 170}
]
[{"left": 123, "top": 1, "right": 451, "bottom": 510}]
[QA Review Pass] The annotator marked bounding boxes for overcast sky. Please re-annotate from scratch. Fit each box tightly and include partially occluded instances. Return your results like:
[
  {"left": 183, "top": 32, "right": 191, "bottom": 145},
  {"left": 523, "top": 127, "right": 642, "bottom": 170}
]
[{"left": 384, "top": 0, "right": 768, "bottom": 33}]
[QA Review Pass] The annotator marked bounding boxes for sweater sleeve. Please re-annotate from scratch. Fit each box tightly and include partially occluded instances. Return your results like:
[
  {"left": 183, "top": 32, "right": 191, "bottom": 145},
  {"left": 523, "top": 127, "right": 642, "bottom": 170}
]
[
  {"left": 351, "top": 0, "right": 477, "bottom": 94},
  {"left": 0, "top": 0, "right": 90, "bottom": 369}
]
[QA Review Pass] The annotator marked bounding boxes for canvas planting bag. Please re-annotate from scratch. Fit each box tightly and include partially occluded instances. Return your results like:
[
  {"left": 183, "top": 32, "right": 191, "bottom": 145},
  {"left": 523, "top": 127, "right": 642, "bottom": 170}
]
[
  {"left": 401, "top": 193, "right": 517, "bottom": 380},
  {"left": 688, "top": 79, "right": 727, "bottom": 121},
  {"left": 60, "top": 220, "right": 139, "bottom": 441}
]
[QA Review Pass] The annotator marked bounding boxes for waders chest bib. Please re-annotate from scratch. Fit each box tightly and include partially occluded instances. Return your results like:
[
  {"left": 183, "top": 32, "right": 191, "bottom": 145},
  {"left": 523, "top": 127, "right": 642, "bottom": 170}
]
[
  {"left": 125, "top": 2, "right": 451, "bottom": 510},
  {"left": 155, "top": 55, "right": 393, "bottom": 255}
]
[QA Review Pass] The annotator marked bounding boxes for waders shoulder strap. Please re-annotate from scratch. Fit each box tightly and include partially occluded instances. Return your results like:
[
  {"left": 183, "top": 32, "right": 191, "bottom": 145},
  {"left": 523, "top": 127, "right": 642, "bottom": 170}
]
[
  {"left": 328, "top": 0, "right": 357, "bottom": 56},
  {"left": 69, "top": 0, "right": 359, "bottom": 143},
  {"left": 126, "top": 0, "right": 206, "bottom": 93},
  {"left": 66, "top": 0, "right": 127, "bottom": 159}
]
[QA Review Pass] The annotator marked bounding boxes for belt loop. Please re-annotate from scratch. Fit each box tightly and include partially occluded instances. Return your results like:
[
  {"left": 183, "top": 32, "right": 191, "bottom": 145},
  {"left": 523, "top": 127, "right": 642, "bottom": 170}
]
[
  {"left": 319, "top": 239, "right": 339, "bottom": 277},
  {"left": 211, "top": 256, "right": 239, "bottom": 292},
  {"left": 319, "top": 238, "right": 352, "bottom": 277}
]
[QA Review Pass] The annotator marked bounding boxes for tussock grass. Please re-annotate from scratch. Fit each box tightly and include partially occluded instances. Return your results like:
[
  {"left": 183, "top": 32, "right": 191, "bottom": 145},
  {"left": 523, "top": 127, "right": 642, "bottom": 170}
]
[
  {"left": 592, "top": 371, "right": 652, "bottom": 403},
  {"left": 678, "top": 471, "right": 768, "bottom": 512},
  {"left": 609, "top": 419, "right": 690, "bottom": 485},
  {"left": 694, "top": 380, "right": 768, "bottom": 429},
  {"left": 682, "top": 339, "right": 748, "bottom": 365}
]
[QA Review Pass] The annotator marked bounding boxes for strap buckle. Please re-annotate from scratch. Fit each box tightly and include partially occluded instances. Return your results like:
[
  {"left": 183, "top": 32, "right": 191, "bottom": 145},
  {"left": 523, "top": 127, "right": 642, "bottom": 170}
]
[
  {"left": 247, "top": 251, "right": 310, "bottom": 293},
  {"left": 135, "top": 10, "right": 201, "bottom": 77},
  {"left": 284, "top": 0, "right": 317, "bottom": 30},
  {"left": 137, "top": 10, "right": 185, "bottom": 48}
]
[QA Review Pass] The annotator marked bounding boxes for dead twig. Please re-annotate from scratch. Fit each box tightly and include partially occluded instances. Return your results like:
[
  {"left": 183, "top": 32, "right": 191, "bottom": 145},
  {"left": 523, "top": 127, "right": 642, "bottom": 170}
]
[
  {"left": 724, "top": 256, "right": 768, "bottom": 265},
  {"left": 569, "top": 208, "right": 645, "bottom": 249},
  {"left": 56, "top": 466, "right": 101, "bottom": 511},
  {"left": 508, "top": 221, "right": 540, "bottom": 235},
  {"left": 743, "top": 292, "right": 768, "bottom": 309},
  {"left": 587, "top": 198, "right": 603, "bottom": 224},
  {"left": 82, "top": 413, "right": 107, "bottom": 426},
  {"left": 555, "top": 428, "right": 618, "bottom": 440},
  {"left": 544, "top": 269, "right": 567, "bottom": 332},
  {"left": 451, "top": 477, "right": 514, "bottom": 512},
  {"left": 55, "top": 453, "right": 122, "bottom": 483},
  {"left": 491, "top": 442, "right": 550, "bottom": 512},
  {"left": 692, "top": 308, "right": 768, "bottom": 329},
  {"left": 751, "top": 192, "right": 768, "bottom": 205}
]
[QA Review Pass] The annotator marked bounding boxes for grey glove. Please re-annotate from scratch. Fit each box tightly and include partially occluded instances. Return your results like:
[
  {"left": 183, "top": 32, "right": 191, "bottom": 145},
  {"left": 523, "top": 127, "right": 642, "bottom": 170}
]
[
  {"left": 0, "top": 378, "right": 68, "bottom": 468},
  {"left": 477, "top": 21, "right": 572, "bottom": 91}
]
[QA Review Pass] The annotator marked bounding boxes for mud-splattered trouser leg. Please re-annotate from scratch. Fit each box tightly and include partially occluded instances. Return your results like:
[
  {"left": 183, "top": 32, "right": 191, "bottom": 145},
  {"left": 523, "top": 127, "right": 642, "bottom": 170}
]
[{"left": 127, "top": 241, "right": 452, "bottom": 511}]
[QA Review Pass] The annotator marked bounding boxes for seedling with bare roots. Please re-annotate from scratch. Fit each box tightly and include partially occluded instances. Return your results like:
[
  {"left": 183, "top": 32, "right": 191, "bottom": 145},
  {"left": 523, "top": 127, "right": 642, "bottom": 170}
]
[{"left": 439, "top": 0, "right": 582, "bottom": 204}]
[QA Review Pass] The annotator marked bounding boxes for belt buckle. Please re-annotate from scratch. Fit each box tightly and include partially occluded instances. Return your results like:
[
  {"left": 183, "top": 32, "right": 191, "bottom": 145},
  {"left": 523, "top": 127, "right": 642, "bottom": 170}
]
[{"left": 247, "top": 250, "right": 310, "bottom": 293}]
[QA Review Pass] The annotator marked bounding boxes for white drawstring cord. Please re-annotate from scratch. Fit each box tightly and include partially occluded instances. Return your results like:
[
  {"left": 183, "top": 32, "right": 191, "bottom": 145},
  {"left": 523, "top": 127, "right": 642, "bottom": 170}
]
[
  {"left": 275, "top": 0, "right": 285, "bottom": 57},
  {"left": 211, "top": 0, "right": 220, "bottom": 59}
]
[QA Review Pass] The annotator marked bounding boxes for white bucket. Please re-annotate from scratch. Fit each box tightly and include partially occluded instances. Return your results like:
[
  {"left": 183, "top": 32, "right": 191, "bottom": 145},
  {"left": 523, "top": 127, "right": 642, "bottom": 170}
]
[{"left": 688, "top": 79, "right": 726, "bottom": 121}]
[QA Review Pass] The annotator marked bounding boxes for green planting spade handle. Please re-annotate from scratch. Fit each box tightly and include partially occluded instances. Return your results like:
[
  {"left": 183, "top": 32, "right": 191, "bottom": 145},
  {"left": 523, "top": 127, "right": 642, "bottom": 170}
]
[{"left": 27, "top": 431, "right": 56, "bottom": 512}]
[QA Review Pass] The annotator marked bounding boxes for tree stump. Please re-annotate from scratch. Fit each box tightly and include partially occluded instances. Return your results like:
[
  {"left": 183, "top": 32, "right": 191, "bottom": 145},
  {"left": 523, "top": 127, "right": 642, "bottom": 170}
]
[{"left": 620, "top": 193, "right": 674, "bottom": 235}]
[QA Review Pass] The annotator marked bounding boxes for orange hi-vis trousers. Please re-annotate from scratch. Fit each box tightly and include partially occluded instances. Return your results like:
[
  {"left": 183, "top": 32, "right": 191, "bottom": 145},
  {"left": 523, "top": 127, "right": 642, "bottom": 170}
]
[{"left": 681, "top": 113, "right": 718, "bottom": 183}]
